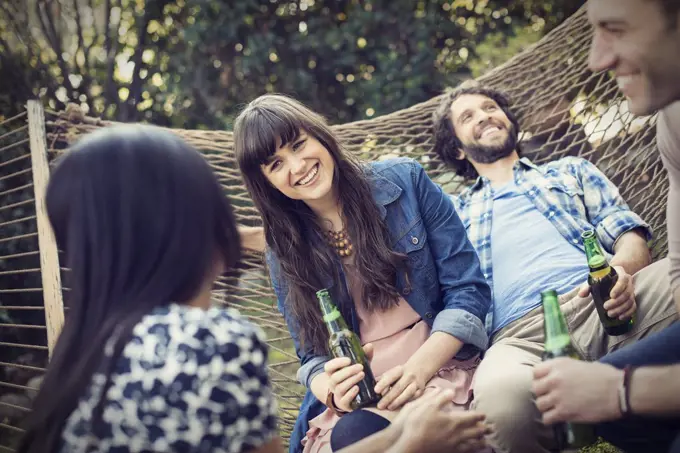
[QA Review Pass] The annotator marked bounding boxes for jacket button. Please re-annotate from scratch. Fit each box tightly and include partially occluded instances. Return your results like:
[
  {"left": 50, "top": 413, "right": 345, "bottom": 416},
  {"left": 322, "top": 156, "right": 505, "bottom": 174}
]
[
  {"left": 403, "top": 287, "right": 411, "bottom": 295},
  {"left": 411, "top": 236, "right": 419, "bottom": 245},
  {"left": 425, "top": 312, "right": 433, "bottom": 319}
]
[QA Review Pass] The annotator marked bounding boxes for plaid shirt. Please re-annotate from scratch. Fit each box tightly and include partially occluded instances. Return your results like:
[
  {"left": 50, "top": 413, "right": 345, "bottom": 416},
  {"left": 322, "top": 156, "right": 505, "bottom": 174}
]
[{"left": 451, "top": 157, "right": 652, "bottom": 334}]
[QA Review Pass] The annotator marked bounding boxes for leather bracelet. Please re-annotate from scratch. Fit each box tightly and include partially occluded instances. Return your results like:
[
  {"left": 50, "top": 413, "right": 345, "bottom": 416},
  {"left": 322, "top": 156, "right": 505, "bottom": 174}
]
[
  {"left": 618, "top": 365, "right": 635, "bottom": 417},
  {"left": 325, "top": 390, "right": 349, "bottom": 417}
]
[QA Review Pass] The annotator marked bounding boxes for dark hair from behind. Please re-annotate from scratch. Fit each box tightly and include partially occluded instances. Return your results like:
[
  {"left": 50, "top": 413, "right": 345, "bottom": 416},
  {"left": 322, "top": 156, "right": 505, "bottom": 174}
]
[
  {"left": 18, "top": 124, "right": 241, "bottom": 453},
  {"left": 431, "top": 85, "right": 521, "bottom": 180},
  {"left": 234, "top": 94, "right": 406, "bottom": 355}
]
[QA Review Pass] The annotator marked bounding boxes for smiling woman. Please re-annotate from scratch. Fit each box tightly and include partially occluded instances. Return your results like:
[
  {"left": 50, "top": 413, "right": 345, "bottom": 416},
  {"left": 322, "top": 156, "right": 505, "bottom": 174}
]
[
  {"left": 234, "top": 94, "right": 492, "bottom": 453},
  {"left": 261, "top": 130, "right": 336, "bottom": 206}
]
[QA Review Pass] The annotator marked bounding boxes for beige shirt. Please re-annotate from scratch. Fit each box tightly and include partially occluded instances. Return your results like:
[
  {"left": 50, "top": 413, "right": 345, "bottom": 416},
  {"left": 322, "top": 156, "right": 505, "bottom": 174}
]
[{"left": 657, "top": 101, "right": 680, "bottom": 292}]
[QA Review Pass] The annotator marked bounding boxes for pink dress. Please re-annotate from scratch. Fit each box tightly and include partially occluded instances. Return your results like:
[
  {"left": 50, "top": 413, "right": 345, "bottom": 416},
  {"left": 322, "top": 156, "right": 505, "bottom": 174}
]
[{"left": 300, "top": 264, "right": 483, "bottom": 453}]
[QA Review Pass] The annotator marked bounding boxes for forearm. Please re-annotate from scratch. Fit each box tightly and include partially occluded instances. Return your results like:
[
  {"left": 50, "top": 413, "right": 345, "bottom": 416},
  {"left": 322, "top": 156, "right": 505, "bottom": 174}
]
[
  {"left": 660, "top": 110, "right": 680, "bottom": 314},
  {"left": 666, "top": 187, "right": 680, "bottom": 314},
  {"left": 239, "top": 225, "right": 266, "bottom": 252},
  {"left": 405, "top": 331, "right": 464, "bottom": 383},
  {"left": 610, "top": 229, "right": 651, "bottom": 275},
  {"left": 629, "top": 364, "right": 680, "bottom": 416},
  {"left": 309, "top": 371, "right": 331, "bottom": 403}
]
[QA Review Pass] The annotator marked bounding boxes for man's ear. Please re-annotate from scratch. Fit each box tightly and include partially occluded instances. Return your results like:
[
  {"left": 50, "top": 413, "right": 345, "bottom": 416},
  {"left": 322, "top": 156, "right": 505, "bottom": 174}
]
[{"left": 455, "top": 149, "right": 466, "bottom": 161}]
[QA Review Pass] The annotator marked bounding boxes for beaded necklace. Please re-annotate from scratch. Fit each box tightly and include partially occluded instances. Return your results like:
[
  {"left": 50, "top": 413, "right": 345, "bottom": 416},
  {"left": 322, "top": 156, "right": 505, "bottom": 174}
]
[{"left": 325, "top": 228, "right": 353, "bottom": 257}]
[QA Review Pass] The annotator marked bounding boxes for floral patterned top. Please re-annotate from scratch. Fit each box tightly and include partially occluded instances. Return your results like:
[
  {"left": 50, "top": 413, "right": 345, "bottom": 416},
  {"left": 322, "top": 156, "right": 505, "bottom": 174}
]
[{"left": 59, "top": 304, "right": 277, "bottom": 453}]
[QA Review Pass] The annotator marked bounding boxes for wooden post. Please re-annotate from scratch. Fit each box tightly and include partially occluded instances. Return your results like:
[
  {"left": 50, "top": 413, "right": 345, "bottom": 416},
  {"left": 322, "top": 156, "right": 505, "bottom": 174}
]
[{"left": 27, "top": 100, "right": 64, "bottom": 358}]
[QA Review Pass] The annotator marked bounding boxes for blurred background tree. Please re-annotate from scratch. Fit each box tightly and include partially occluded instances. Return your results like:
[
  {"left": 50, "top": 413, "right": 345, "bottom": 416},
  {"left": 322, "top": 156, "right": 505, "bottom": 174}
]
[{"left": 1, "top": 0, "right": 583, "bottom": 129}]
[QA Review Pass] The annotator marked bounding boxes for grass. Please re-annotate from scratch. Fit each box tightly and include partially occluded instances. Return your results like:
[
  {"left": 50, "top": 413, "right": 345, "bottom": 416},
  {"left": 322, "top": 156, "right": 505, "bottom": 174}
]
[{"left": 581, "top": 439, "right": 621, "bottom": 452}]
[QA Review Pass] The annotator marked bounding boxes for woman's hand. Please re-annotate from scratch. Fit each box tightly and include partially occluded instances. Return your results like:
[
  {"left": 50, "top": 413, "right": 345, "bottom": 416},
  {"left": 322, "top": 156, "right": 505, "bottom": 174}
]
[
  {"left": 374, "top": 364, "right": 426, "bottom": 411},
  {"left": 325, "top": 344, "right": 374, "bottom": 413},
  {"left": 376, "top": 332, "right": 464, "bottom": 411},
  {"left": 389, "top": 389, "right": 491, "bottom": 453}
]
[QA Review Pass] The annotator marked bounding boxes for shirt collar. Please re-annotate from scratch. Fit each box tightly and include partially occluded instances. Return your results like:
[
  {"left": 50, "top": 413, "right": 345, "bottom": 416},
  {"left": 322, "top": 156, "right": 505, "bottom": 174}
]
[{"left": 465, "top": 156, "right": 540, "bottom": 194}]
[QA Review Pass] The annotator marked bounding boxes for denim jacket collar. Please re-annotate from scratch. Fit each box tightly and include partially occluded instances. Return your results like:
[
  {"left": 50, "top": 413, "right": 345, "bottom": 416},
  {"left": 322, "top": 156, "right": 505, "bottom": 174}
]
[{"left": 367, "top": 168, "right": 403, "bottom": 219}]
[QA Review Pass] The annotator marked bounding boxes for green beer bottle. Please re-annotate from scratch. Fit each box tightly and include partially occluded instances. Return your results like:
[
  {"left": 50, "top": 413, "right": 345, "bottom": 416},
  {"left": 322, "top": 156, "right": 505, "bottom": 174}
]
[
  {"left": 541, "top": 290, "right": 597, "bottom": 451},
  {"left": 581, "top": 230, "right": 634, "bottom": 336},
  {"left": 316, "top": 289, "right": 380, "bottom": 410}
]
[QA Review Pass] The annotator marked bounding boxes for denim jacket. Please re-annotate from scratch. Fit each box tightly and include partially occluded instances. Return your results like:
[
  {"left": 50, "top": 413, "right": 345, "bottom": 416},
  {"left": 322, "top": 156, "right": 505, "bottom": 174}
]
[{"left": 265, "top": 158, "right": 491, "bottom": 453}]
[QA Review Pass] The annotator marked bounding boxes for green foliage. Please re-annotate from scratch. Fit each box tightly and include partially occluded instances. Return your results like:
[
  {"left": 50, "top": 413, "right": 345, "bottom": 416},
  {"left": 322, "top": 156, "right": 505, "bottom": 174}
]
[{"left": 1, "top": 0, "right": 584, "bottom": 129}]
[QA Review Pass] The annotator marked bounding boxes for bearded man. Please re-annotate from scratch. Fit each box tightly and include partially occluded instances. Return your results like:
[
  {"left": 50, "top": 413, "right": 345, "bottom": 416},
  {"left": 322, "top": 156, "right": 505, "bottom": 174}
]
[{"left": 431, "top": 85, "right": 678, "bottom": 453}]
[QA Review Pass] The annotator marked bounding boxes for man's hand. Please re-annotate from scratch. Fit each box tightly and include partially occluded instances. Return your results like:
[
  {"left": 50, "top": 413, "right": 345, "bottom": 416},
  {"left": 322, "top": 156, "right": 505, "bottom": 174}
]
[
  {"left": 578, "top": 265, "right": 637, "bottom": 320},
  {"left": 532, "top": 357, "right": 624, "bottom": 424},
  {"left": 389, "top": 389, "right": 491, "bottom": 453}
]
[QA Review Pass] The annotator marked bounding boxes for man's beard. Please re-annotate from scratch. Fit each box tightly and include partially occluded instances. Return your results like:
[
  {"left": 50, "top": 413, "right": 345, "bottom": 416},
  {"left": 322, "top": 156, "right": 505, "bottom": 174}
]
[{"left": 462, "top": 126, "right": 518, "bottom": 164}]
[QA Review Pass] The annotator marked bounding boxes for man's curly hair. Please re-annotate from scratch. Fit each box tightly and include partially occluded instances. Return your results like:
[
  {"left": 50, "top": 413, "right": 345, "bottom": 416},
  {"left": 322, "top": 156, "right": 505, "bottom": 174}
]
[{"left": 431, "top": 85, "right": 521, "bottom": 180}]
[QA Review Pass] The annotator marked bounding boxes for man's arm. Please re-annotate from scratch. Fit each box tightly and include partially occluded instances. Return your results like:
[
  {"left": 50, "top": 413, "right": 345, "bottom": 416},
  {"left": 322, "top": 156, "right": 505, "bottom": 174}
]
[
  {"left": 658, "top": 106, "right": 680, "bottom": 314},
  {"left": 238, "top": 225, "right": 266, "bottom": 252},
  {"left": 610, "top": 228, "right": 652, "bottom": 276},
  {"left": 628, "top": 364, "right": 680, "bottom": 416},
  {"left": 533, "top": 358, "right": 680, "bottom": 424},
  {"left": 575, "top": 158, "right": 652, "bottom": 257}
]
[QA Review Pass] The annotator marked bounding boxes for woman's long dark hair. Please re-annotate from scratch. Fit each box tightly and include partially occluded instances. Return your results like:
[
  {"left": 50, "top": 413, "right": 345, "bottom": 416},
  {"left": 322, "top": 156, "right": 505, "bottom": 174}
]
[
  {"left": 18, "top": 125, "right": 241, "bottom": 453},
  {"left": 234, "top": 94, "right": 406, "bottom": 355}
]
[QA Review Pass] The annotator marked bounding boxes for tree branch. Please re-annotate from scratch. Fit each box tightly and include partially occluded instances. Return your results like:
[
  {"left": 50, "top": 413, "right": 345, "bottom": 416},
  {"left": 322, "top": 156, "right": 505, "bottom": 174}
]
[
  {"left": 35, "top": 0, "right": 76, "bottom": 96},
  {"left": 72, "top": 0, "right": 87, "bottom": 72},
  {"left": 84, "top": 0, "right": 96, "bottom": 65},
  {"left": 0, "top": 3, "right": 62, "bottom": 101},
  {"left": 124, "top": 6, "right": 152, "bottom": 121},
  {"left": 102, "top": 0, "right": 120, "bottom": 116},
  {"left": 70, "top": 0, "right": 95, "bottom": 113}
]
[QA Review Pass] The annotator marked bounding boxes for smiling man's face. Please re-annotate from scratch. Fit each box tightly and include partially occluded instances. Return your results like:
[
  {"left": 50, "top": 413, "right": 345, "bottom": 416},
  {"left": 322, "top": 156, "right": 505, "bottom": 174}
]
[
  {"left": 588, "top": 0, "right": 680, "bottom": 115},
  {"left": 449, "top": 93, "right": 518, "bottom": 165}
]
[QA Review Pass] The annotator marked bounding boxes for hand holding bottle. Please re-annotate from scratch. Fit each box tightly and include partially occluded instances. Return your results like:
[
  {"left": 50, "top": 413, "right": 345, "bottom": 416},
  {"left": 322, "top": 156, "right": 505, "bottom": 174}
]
[
  {"left": 533, "top": 357, "right": 625, "bottom": 424},
  {"left": 578, "top": 265, "right": 637, "bottom": 320},
  {"left": 325, "top": 343, "right": 375, "bottom": 413}
]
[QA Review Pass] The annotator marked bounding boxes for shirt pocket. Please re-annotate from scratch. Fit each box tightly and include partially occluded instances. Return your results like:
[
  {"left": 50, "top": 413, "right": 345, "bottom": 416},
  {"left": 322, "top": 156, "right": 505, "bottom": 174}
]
[
  {"left": 540, "top": 172, "right": 583, "bottom": 196},
  {"left": 540, "top": 177, "right": 583, "bottom": 205},
  {"left": 394, "top": 219, "right": 428, "bottom": 269}
]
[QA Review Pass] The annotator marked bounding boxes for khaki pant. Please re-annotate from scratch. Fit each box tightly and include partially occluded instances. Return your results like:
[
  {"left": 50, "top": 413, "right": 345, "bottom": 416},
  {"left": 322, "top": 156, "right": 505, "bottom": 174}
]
[{"left": 469, "top": 258, "right": 679, "bottom": 453}]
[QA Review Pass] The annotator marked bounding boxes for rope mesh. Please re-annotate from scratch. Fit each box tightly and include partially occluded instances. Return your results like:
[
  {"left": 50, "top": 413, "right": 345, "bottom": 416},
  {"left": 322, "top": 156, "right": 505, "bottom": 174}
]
[
  {"left": 0, "top": 5, "right": 668, "bottom": 449},
  {"left": 0, "top": 111, "right": 47, "bottom": 452}
]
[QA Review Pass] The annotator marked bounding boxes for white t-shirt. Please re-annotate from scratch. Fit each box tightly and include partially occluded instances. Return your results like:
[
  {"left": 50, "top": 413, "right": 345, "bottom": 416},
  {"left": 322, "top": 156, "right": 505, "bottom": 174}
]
[{"left": 657, "top": 101, "right": 680, "bottom": 292}]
